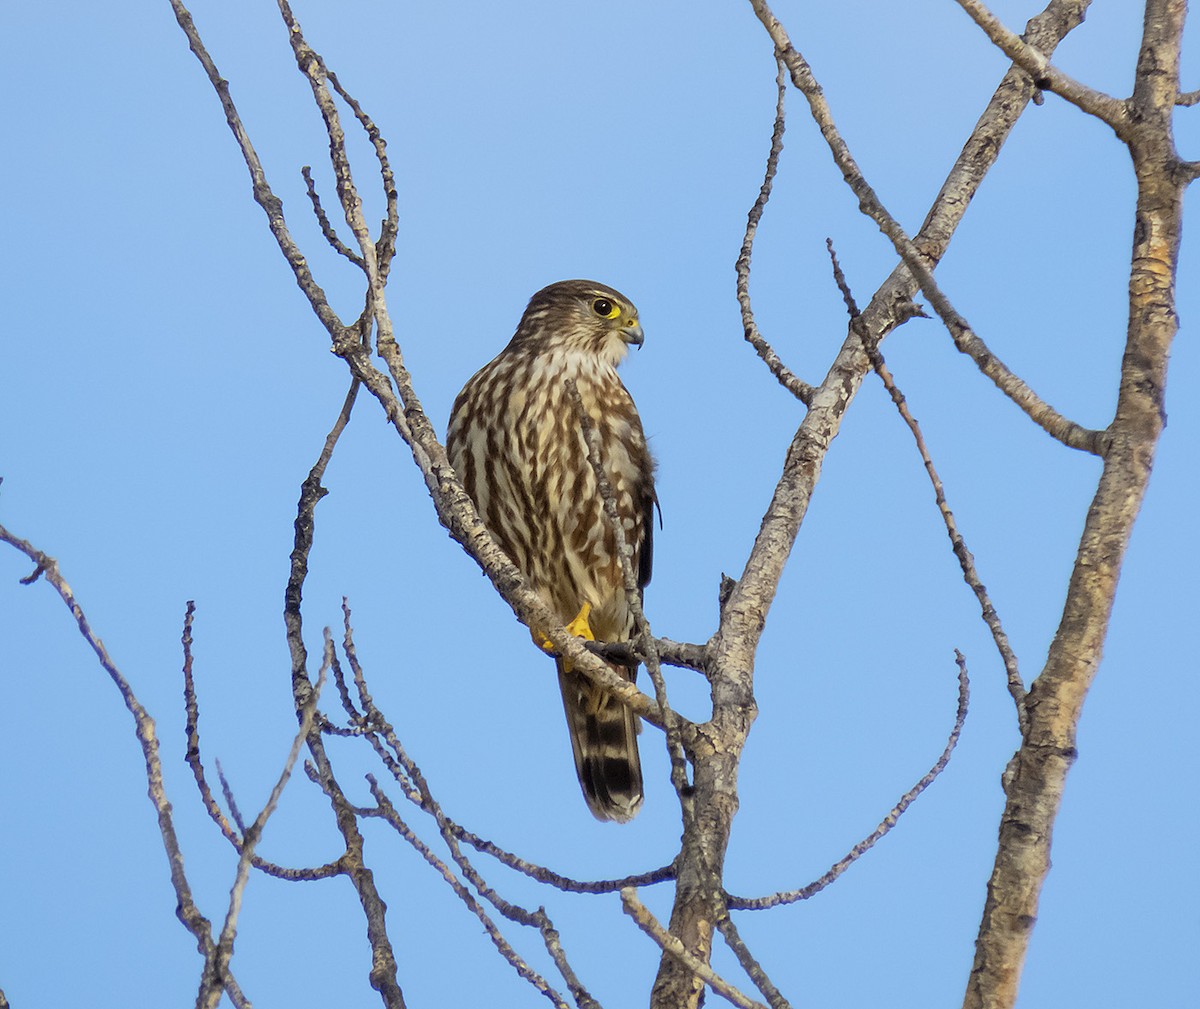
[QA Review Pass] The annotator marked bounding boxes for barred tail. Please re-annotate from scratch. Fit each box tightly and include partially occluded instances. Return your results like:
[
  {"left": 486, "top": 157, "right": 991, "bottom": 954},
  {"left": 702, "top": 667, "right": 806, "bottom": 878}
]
[{"left": 557, "top": 658, "right": 643, "bottom": 822}]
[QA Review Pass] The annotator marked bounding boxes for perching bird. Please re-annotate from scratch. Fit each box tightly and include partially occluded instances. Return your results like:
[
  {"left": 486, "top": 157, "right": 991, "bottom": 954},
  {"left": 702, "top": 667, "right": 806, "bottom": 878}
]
[{"left": 446, "top": 280, "right": 656, "bottom": 822}]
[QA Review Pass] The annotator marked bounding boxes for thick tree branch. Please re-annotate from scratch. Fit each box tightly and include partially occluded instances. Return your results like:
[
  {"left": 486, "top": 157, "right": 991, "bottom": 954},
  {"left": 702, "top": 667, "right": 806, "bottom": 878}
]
[
  {"left": 964, "top": 3, "right": 1189, "bottom": 1006},
  {"left": 648, "top": 4, "right": 1093, "bottom": 1005}
]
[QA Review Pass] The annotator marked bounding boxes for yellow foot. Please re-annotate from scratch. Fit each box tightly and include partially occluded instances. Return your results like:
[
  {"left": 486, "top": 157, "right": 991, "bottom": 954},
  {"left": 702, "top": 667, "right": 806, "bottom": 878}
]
[
  {"left": 532, "top": 602, "right": 594, "bottom": 657},
  {"left": 565, "top": 602, "right": 594, "bottom": 642}
]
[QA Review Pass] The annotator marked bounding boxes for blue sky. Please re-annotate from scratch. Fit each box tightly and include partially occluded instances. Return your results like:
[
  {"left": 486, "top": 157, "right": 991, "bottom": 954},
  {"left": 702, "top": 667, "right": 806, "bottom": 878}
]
[{"left": 1, "top": 1, "right": 1196, "bottom": 1006}]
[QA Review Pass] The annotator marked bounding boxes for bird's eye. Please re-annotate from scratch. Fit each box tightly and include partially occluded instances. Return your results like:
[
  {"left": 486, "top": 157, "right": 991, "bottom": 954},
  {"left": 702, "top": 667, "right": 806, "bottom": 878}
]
[{"left": 591, "top": 298, "right": 620, "bottom": 320}]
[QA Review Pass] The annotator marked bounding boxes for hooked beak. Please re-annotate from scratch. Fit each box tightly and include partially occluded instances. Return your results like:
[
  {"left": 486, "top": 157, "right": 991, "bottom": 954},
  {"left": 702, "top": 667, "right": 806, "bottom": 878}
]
[{"left": 621, "top": 319, "right": 644, "bottom": 349}]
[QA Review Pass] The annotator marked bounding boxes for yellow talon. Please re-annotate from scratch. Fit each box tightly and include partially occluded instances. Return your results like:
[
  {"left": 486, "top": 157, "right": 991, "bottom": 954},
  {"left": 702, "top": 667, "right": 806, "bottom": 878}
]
[
  {"left": 565, "top": 602, "right": 594, "bottom": 641},
  {"left": 532, "top": 602, "right": 594, "bottom": 658}
]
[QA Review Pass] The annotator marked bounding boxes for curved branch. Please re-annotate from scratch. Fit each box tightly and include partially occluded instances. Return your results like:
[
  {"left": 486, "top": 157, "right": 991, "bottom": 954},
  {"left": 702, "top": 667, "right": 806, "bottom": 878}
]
[
  {"left": 726, "top": 653, "right": 969, "bottom": 910},
  {"left": 737, "top": 60, "right": 814, "bottom": 405},
  {"left": 182, "top": 601, "right": 344, "bottom": 881}
]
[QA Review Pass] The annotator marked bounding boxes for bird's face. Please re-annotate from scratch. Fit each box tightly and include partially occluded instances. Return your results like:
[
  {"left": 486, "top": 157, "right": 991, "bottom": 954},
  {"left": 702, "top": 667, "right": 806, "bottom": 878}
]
[{"left": 511, "top": 280, "right": 643, "bottom": 368}]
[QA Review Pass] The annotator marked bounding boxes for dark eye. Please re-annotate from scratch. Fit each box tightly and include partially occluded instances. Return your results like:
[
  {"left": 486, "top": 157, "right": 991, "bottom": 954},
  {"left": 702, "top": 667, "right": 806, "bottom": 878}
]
[{"left": 591, "top": 298, "right": 620, "bottom": 320}]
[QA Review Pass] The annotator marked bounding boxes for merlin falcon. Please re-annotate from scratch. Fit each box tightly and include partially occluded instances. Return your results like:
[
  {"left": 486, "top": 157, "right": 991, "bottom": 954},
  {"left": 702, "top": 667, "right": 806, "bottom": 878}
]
[{"left": 446, "top": 280, "right": 656, "bottom": 822}]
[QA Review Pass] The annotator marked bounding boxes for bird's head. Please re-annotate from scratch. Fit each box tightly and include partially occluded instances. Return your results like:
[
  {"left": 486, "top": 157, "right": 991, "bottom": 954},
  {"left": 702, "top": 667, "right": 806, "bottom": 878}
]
[{"left": 509, "top": 280, "right": 643, "bottom": 368}]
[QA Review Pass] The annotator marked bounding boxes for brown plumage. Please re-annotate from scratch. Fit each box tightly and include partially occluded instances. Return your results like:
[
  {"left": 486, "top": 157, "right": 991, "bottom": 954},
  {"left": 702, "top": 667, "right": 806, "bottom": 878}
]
[{"left": 446, "top": 280, "right": 655, "bottom": 822}]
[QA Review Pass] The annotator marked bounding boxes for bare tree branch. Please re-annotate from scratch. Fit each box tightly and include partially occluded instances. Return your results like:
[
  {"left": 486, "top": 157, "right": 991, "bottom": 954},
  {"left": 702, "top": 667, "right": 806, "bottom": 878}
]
[
  {"left": 825, "top": 239, "right": 1028, "bottom": 728},
  {"left": 748, "top": 0, "right": 1105, "bottom": 455},
  {"left": 337, "top": 612, "right": 600, "bottom": 1006},
  {"left": 651, "top": 2, "right": 1094, "bottom": 1003},
  {"left": 622, "top": 888, "right": 767, "bottom": 1009},
  {"left": 167, "top": 0, "right": 346, "bottom": 340},
  {"left": 330, "top": 599, "right": 677, "bottom": 898},
  {"left": 726, "top": 653, "right": 969, "bottom": 910},
  {"left": 1178, "top": 87, "right": 1200, "bottom": 106},
  {"left": 737, "top": 59, "right": 814, "bottom": 405},
  {"left": 951, "top": 0, "right": 1129, "bottom": 126},
  {"left": 713, "top": 910, "right": 792, "bottom": 1009},
  {"left": 366, "top": 781, "right": 576, "bottom": 1009},
  {"left": 964, "top": 3, "right": 1191, "bottom": 1004},
  {"left": 198, "top": 636, "right": 329, "bottom": 1009},
  {"left": 302, "top": 165, "right": 364, "bottom": 265},
  {"left": 182, "top": 606, "right": 340, "bottom": 880},
  {"left": 0, "top": 524, "right": 249, "bottom": 1009}
]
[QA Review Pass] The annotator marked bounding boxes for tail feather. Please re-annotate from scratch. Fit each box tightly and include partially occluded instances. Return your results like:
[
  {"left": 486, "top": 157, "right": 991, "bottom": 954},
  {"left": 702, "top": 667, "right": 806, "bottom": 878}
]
[{"left": 557, "top": 658, "right": 643, "bottom": 822}]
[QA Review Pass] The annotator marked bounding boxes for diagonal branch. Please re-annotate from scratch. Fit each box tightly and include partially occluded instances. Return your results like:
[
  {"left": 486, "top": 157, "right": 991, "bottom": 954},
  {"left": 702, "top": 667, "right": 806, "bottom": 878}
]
[
  {"left": 198, "top": 637, "right": 329, "bottom": 1009},
  {"left": 266, "top": 2, "right": 669, "bottom": 731},
  {"left": 965, "top": 3, "right": 1190, "bottom": 1005},
  {"left": 366, "top": 781, "right": 577, "bottom": 1009},
  {"left": 714, "top": 909, "right": 792, "bottom": 1009},
  {"left": 167, "top": 0, "right": 346, "bottom": 341},
  {"left": 0, "top": 523, "right": 249, "bottom": 1009},
  {"left": 748, "top": 0, "right": 1105, "bottom": 455},
  {"left": 182, "top": 601, "right": 344, "bottom": 881},
  {"left": 951, "top": 0, "right": 1129, "bottom": 127},
  {"left": 338, "top": 611, "right": 599, "bottom": 1007},
  {"left": 623, "top": 888, "right": 767, "bottom": 1009},
  {"left": 826, "top": 239, "right": 1028, "bottom": 727},
  {"left": 648, "top": 4, "right": 1093, "bottom": 1004}
]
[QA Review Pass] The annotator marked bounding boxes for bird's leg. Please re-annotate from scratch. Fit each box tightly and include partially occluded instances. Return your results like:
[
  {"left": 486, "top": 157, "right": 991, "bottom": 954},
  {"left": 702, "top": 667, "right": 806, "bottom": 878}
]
[
  {"left": 532, "top": 601, "right": 594, "bottom": 655},
  {"left": 565, "top": 601, "right": 594, "bottom": 641}
]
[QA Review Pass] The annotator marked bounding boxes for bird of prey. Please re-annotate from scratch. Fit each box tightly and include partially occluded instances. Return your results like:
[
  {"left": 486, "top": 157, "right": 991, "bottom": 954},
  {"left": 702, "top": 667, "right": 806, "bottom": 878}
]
[{"left": 447, "top": 280, "right": 656, "bottom": 822}]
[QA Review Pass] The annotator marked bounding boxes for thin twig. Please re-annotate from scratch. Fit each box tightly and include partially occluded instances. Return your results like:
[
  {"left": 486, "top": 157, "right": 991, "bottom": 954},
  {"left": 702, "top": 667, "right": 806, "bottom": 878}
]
[
  {"left": 826, "top": 239, "right": 1028, "bottom": 727},
  {"left": 726, "top": 653, "right": 969, "bottom": 910},
  {"left": 302, "top": 165, "right": 364, "bottom": 265},
  {"left": 621, "top": 888, "right": 767, "bottom": 1009},
  {"left": 586, "top": 636, "right": 708, "bottom": 675},
  {"left": 182, "top": 602, "right": 343, "bottom": 880},
  {"left": 198, "top": 638, "right": 329, "bottom": 1009},
  {"left": 713, "top": 908, "right": 792, "bottom": 1009},
  {"left": 366, "top": 783, "right": 576, "bottom": 1009},
  {"left": 737, "top": 59, "right": 814, "bottom": 405},
  {"left": 340, "top": 608, "right": 599, "bottom": 1005},
  {"left": 325, "top": 68, "right": 400, "bottom": 279},
  {"left": 0, "top": 523, "right": 249, "bottom": 1009},
  {"left": 1178, "top": 88, "right": 1200, "bottom": 107},
  {"left": 167, "top": 0, "right": 346, "bottom": 341}
]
